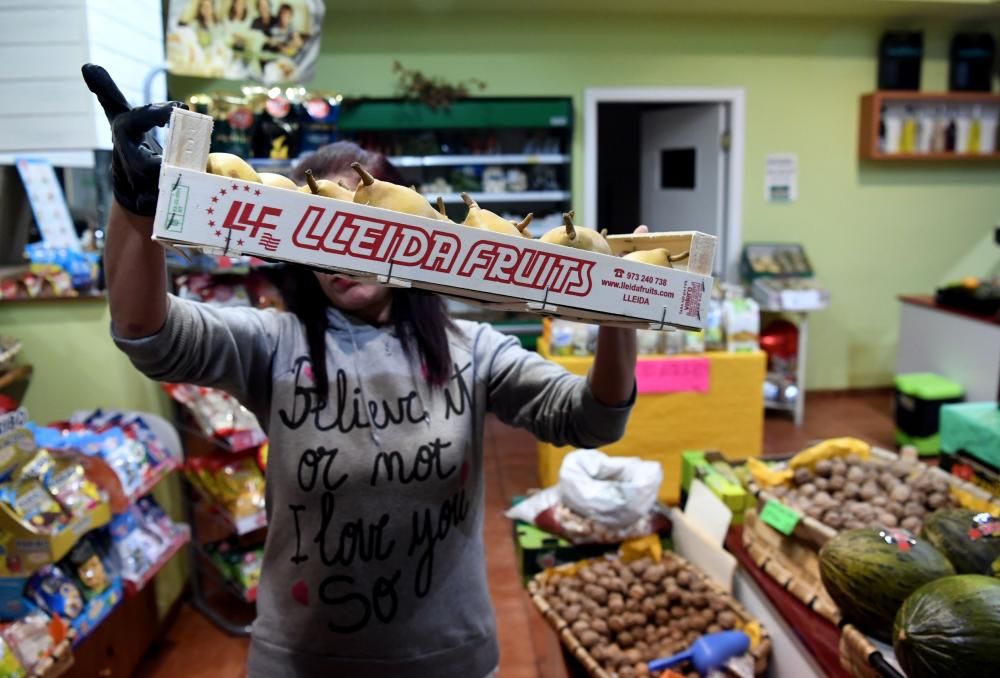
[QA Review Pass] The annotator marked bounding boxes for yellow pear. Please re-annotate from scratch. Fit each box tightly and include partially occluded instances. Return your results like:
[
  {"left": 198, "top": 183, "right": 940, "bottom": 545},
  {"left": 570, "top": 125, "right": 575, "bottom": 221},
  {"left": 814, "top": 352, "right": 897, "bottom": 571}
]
[
  {"left": 623, "top": 247, "right": 689, "bottom": 268},
  {"left": 300, "top": 169, "right": 354, "bottom": 201},
  {"left": 351, "top": 163, "right": 447, "bottom": 221},
  {"left": 539, "top": 212, "right": 612, "bottom": 255},
  {"left": 206, "top": 153, "right": 260, "bottom": 182},
  {"left": 460, "top": 193, "right": 525, "bottom": 236},
  {"left": 259, "top": 172, "right": 299, "bottom": 191}
]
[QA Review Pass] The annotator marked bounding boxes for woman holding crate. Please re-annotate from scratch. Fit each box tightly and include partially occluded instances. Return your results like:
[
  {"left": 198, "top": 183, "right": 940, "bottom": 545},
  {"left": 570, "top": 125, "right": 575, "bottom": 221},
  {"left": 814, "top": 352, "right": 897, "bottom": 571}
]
[{"left": 83, "top": 64, "right": 638, "bottom": 678}]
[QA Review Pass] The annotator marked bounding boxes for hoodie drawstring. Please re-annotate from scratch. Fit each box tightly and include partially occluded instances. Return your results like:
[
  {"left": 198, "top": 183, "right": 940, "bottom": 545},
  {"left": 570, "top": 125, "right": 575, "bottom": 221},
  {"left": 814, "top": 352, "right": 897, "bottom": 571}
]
[{"left": 344, "top": 321, "right": 385, "bottom": 453}]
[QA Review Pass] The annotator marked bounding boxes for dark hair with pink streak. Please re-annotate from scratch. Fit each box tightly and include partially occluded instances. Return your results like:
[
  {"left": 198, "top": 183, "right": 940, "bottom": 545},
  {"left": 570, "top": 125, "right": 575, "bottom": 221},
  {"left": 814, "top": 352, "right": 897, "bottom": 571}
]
[{"left": 277, "top": 141, "right": 454, "bottom": 395}]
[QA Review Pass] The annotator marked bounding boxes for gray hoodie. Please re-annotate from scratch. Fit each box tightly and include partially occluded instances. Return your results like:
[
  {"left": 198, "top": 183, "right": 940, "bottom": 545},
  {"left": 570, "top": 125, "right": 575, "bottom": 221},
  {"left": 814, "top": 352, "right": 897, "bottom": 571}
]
[{"left": 114, "top": 295, "right": 633, "bottom": 678}]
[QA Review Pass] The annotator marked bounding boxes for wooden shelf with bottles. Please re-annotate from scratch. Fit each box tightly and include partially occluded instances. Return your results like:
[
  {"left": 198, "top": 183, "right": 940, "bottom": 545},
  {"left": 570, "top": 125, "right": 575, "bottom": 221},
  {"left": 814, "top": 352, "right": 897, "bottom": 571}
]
[{"left": 859, "top": 91, "right": 1000, "bottom": 161}]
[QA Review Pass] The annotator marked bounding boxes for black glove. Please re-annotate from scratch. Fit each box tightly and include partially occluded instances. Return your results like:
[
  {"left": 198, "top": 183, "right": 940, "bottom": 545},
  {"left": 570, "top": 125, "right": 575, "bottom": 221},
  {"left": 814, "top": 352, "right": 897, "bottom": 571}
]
[{"left": 81, "top": 64, "right": 186, "bottom": 217}]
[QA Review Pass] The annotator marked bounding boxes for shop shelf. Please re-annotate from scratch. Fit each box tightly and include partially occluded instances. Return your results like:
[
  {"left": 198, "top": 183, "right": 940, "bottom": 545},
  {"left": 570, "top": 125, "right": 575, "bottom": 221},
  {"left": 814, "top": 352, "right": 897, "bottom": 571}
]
[
  {"left": 389, "top": 153, "right": 569, "bottom": 167},
  {"left": 437, "top": 190, "right": 570, "bottom": 204},
  {"left": 127, "top": 457, "right": 181, "bottom": 505},
  {"left": 859, "top": 91, "right": 1000, "bottom": 162},
  {"left": 190, "top": 485, "right": 267, "bottom": 536},
  {"left": 193, "top": 544, "right": 258, "bottom": 603},
  {"left": 123, "top": 525, "right": 191, "bottom": 597}
]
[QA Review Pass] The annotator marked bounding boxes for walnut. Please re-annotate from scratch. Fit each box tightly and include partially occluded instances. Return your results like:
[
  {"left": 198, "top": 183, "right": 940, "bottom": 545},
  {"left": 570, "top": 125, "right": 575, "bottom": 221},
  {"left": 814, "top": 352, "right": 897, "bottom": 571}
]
[
  {"left": 901, "top": 516, "right": 922, "bottom": 533},
  {"left": 846, "top": 466, "right": 865, "bottom": 483},
  {"left": 655, "top": 609, "right": 670, "bottom": 625},
  {"left": 879, "top": 471, "right": 899, "bottom": 490},
  {"left": 592, "top": 618, "right": 609, "bottom": 635},
  {"left": 717, "top": 610, "right": 737, "bottom": 629},
  {"left": 793, "top": 468, "right": 812, "bottom": 485},
  {"left": 571, "top": 620, "right": 589, "bottom": 635},
  {"left": 630, "top": 558, "right": 652, "bottom": 575},
  {"left": 822, "top": 510, "right": 844, "bottom": 529},
  {"left": 624, "top": 648, "right": 642, "bottom": 665},
  {"left": 877, "top": 512, "right": 899, "bottom": 528},
  {"left": 641, "top": 598, "right": 657, "bottom": 616},
  {"left": 618, "top": 631, "right": 635, "bottom": 648},
  {"left": 828, "top": 475, "right": 846, "bottom": 491},
  {"left": 618, "top": 667, "right": 636, "bottom": 678},
  {"left": 642, "top": 564, "right": 666, "bottom": 583},
  {"left": 813, "top": 489, "right": 833, "bottom": 505},
  {"left": 579, "top": 630, "right": 601, "bottom": 648},
  {"left": 927, "top": 492, "right": 948, "bottom": 509},
  {"left": 628, "top": 584, "right": 646, "bottom": 601},
  {"left": 580, "top": 569, "right": 598, "bottom": 584},
  {"left": 675, "top": 571, "right": 692, "bottom": 587},
  {"left": 625, "top": 598, "right": 640, "bottom": 613},
  {"left": 584, "top": 584, "right": 609, "bottom": 605},
  {"left": 608, "top": 594, "right": 625, "bottom": 614},
  {"left": 635, "top": 662, "right": 650, "bottom": 676},
  {"left": 890, "top": 484, "right": 912, "bottom": 503},
  {"left": 563, "top": 604, "right": 582, "bottom": 623},
  {"left": 609, "top": 615, "right": 626, "bottom": 633},
  {"left": 670, "top": 605, "right": 685, "bottom": 618},
  {"left": 653, "top": 593, "right": 668, "bottom": 608},
  {"left": 689, "top": 592, "right": 707, "bottom": 608},
  {"left": 706, "top": 623, "right": 722, "bottom": 634},
  {"left": 903, "top": 501, "right": 925, "bottom": 518}
]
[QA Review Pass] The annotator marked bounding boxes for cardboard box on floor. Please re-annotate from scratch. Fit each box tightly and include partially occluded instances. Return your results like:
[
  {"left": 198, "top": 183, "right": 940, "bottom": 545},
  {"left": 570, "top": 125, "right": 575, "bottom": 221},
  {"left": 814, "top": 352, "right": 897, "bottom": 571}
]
[{"left": 153, "top": 108, "right": 716, "bottom": 330}]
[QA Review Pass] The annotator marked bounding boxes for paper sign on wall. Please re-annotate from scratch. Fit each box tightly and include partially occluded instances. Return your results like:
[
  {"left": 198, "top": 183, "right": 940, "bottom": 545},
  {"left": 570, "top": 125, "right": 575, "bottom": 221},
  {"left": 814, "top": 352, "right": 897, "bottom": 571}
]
[
  {"left": 635, "top": 357, "right": 710, "bottom": 394},
  {"left": 15, "top": 158, "right": 80, "bottom": 251},
  {"left": 765, "top": 153, "right": 798, "bottom": 203}
]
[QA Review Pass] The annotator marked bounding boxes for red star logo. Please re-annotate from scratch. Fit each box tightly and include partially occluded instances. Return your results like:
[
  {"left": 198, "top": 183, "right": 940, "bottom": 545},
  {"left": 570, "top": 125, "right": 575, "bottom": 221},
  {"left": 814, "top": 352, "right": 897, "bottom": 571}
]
[
  {"left": 211, "top": 196, "right": 219, "bottom": 203},
  {"left": 236, "top": 238, "right": 245, "bottom": 246},
  {"left": 232, "top": 183, "right": 239, "bottom": 191},
  {"left": 220, "top": 188, "right": 227, "bottom": 196},
  {"left": 215, "top": 229, "right": 222, "bottom": 237},
  {"left": 208, "top": 220, "right": 215, "bottom": 226},
  {"left": 254, "top": 189, "right": 261, "bottom": 196},
  {"left": 206, "top": 207, "right": 214, "bottom": 215},
  {"left": 243, "top": 184, "right": 251, "bottom": 192}
]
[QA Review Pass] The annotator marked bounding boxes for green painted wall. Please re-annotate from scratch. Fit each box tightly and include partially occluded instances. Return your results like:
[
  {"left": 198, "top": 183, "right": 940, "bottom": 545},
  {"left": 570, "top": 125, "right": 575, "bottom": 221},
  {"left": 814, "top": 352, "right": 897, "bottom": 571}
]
[
  {"left": 0, "top": 299, "right": 167, "bottom": 422},
  {"left": 170, "top": 12, "right": 1000, "bottom": 389},
  {"left": 0, "top": 299, "right": 184, "bottom": 617}
]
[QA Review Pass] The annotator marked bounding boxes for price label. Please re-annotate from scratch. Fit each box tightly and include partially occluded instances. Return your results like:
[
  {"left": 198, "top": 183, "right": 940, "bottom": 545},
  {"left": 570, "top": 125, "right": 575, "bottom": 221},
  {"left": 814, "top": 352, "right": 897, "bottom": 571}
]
[{"left": 759, "top": 499, "right": 801, "bottom": 536}]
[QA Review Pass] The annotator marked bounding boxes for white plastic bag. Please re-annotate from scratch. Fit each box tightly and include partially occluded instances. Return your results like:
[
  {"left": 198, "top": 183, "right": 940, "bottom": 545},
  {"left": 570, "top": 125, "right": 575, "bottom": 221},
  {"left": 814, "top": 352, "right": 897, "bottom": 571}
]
[{"left": 558, "top": 449, "right": 662, "bottom": 529}]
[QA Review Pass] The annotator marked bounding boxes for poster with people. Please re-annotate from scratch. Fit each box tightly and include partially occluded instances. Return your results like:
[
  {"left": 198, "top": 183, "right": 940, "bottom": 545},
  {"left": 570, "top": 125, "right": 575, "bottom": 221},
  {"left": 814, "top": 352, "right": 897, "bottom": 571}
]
[{"left": 166, "top": 0, "right": 325, "bottom": 84}]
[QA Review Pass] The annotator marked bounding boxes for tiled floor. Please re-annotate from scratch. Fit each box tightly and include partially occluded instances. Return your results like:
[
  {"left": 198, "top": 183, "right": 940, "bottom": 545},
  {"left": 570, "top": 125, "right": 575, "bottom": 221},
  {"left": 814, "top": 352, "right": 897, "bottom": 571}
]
[{"left": 136, "top": 390, "right": 895, "bottom": 677}]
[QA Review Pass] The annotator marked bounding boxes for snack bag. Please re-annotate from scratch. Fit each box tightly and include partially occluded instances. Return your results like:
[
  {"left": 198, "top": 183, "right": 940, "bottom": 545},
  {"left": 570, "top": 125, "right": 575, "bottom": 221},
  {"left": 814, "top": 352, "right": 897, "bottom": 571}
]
[
  {"left": 44, "top": 455, "right": 102, "bottom": 513},
  {"left": 0, "top": 610, "right": 52, "bottom": 672},
  {"left": 216, "top": 458, "right": 265, "bottom": 518},
  {"left": 24, "top": 566, "right": 84, "bottom": 620},
  {"left": 0, "top": 635, "right": 25, "bottom": 678},
  {"left": 0, "top": 479, "right": 67, "bottom": 532}
]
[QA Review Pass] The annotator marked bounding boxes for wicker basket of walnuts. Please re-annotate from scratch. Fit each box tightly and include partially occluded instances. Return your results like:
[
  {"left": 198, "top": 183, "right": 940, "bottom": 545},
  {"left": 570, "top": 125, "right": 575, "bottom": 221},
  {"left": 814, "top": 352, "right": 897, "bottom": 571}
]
[{"left": 528, "top": 552, "right": 771, "bottom": 678}]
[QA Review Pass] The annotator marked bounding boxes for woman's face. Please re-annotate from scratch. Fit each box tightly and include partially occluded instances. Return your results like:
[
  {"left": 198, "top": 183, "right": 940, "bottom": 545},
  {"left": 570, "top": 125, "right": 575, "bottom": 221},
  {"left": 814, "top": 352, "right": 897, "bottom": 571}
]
[
  {"left": 312, "top": 168, "right": 392, "bottom": 323},
  {"left": 314, "top": 273, "right": 391, "bottom": 318},
  {"left": 278, "top": 7, "right": 292, "bottom": 27}
]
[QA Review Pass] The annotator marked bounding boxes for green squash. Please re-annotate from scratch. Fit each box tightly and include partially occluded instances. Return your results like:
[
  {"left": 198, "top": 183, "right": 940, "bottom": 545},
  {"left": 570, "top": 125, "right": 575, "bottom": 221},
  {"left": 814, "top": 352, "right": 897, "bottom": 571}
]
[
  {"left": 922, "top": 509, "right": 1000, "bottom": 575},
  {"left": 819, "top": 528, "right": 955, "bottom": 642},
  {"left": 894, "top": 574, "right": 1000, "bottom": 678}
]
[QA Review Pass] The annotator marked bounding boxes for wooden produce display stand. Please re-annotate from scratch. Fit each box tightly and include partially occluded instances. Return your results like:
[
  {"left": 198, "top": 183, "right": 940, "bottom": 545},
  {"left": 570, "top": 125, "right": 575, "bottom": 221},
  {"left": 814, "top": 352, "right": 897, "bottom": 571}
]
[{"left": 537, "top": 340, "right": 765, "bottom": 504}]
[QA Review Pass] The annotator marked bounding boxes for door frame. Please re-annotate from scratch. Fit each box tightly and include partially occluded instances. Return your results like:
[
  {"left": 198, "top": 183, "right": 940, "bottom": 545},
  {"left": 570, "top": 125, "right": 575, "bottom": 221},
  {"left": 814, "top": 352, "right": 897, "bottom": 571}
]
[{"left": 584, "top": 87, "right": 745, "bottom": 281}]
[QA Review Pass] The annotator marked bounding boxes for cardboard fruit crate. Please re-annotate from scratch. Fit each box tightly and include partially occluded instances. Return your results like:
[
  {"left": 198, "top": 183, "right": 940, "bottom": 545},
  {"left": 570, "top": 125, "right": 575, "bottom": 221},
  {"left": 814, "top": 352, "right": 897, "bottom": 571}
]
[{"left": 153, "top": 109, "right": 716, "bottom": 330}]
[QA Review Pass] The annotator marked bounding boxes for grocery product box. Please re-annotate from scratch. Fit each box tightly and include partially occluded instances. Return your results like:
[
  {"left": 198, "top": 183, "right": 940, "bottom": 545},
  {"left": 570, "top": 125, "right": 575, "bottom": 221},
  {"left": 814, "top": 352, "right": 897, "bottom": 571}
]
[{"left": 153, "top": 109, "right": 715, "bottom": 330}]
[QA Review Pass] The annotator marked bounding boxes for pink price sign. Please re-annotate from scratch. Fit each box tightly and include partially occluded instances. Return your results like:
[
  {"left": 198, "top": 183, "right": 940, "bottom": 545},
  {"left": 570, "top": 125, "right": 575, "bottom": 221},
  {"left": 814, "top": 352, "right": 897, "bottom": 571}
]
[{"left": 634, "top": 357, "right": 711, "bottom": 394}]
